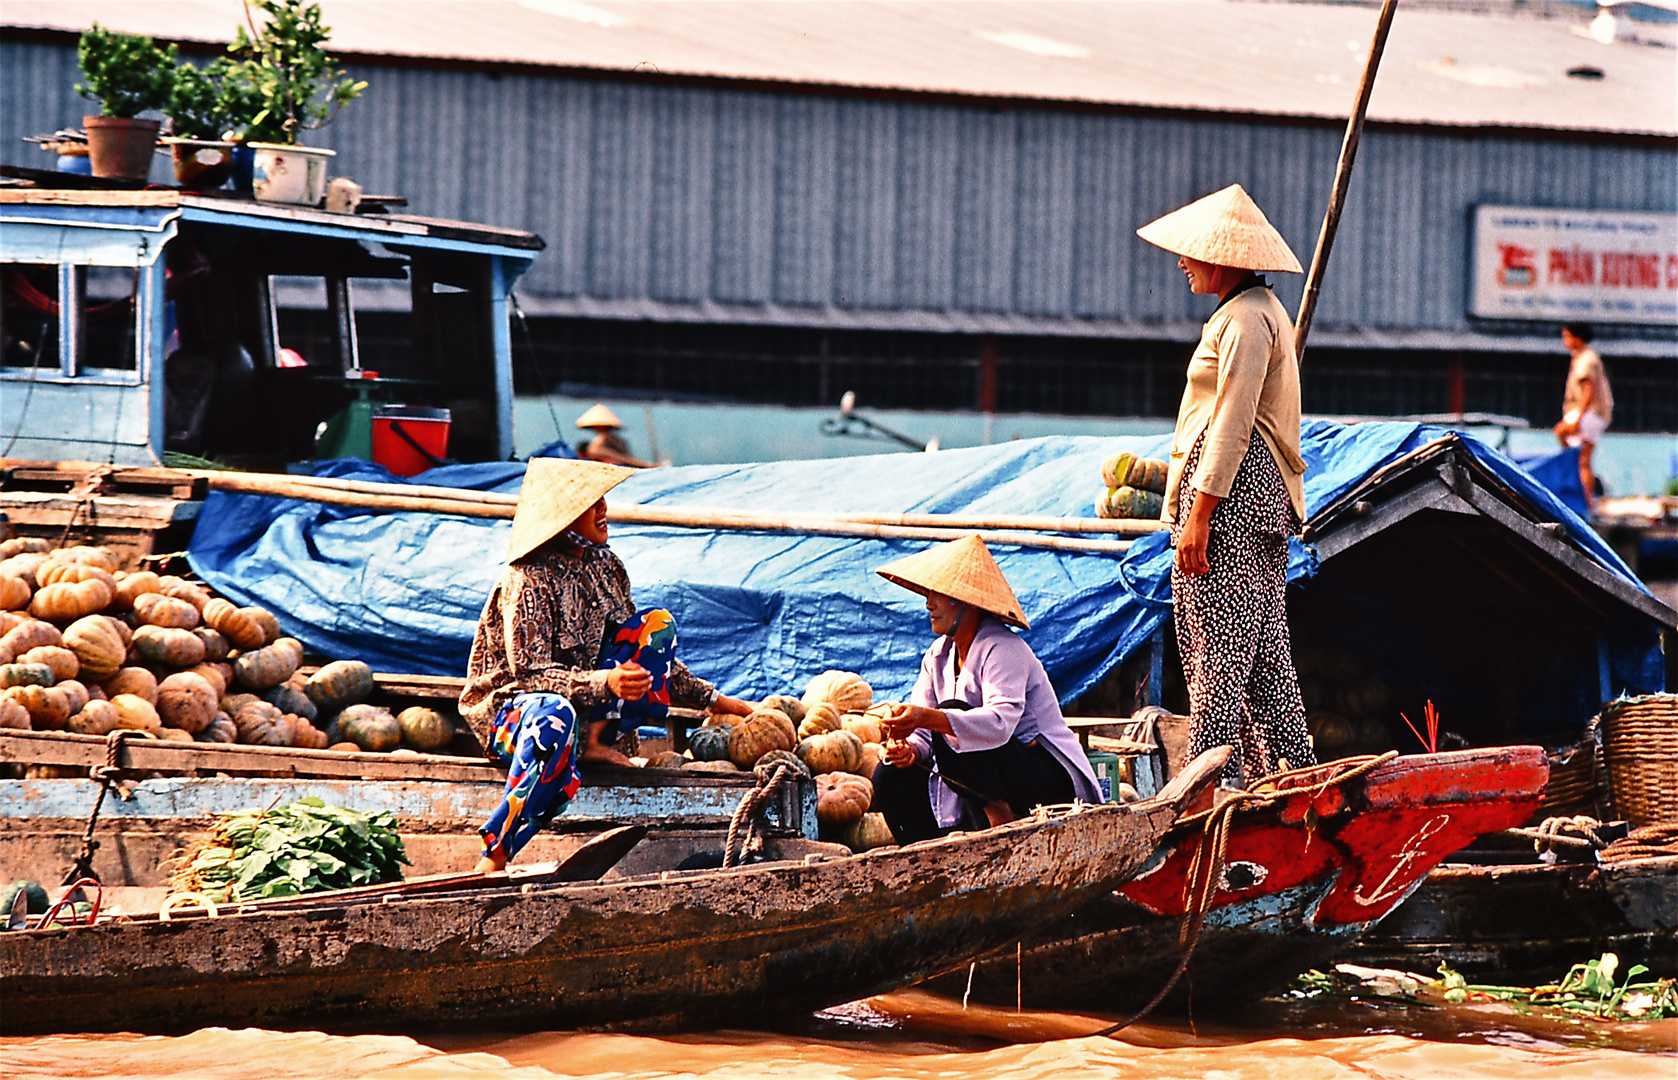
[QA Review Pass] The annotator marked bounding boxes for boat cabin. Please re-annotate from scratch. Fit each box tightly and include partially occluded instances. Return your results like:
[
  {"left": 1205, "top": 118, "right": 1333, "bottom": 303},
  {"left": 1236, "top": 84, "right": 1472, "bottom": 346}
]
[{"left": 0, "top": 189, "right": 543, "bottom": 469}]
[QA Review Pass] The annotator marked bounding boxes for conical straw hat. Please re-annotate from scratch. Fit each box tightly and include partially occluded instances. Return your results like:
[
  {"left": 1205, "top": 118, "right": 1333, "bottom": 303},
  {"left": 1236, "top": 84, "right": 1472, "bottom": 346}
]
[
  {"left": 876, "top": 535, "right": 1030, "bottom": 630},
  {"left": 1136, "top": 184, "right": 1302, "bottom": 273},
  {"left": 575, "top": 403, "right": 623, "bottom": 429},
  {"left": 507, "top": 458, "right": 634, "bottom": 562}
]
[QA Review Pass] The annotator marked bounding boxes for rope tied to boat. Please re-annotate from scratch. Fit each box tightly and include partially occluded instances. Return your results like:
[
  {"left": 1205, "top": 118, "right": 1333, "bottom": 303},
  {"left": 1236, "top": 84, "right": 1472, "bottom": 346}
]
[
  {"left": 722, "top": 761, "right": 796, "bottom": 868},
  {"left": 1600, "top": 821, "right": 1678, "bottom": 863},
  {"left": 1530, "top": 814, "right": 1610, "bottom": 856},
  {"left": 64, "top": 729, "right": 150, "bottom": 886},
  {"left": 1093, "top": 750, "right": 1400, "bottom": 1038}
]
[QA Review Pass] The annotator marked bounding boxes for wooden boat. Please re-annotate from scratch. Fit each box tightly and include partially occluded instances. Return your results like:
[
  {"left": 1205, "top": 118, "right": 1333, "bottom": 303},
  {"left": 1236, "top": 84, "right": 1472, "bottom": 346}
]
[
  {"left": 935, "top": 745, "right": 1549, "bottom": 1014},
  {"left": 0, "top": 749, "right": 1223, "bottom": 1035},
  {"left": 1345, "top": 847, "right": 1677, "bottom": 984}
]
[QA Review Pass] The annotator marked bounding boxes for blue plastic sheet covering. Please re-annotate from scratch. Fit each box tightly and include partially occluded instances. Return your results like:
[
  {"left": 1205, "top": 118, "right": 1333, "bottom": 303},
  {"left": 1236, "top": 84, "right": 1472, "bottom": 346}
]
[
  {"left": 187, "top": 421, "right": 1663, "bottom": 706},
  {"left": 1513, "top": 446, "right": 1590, "bottom": 520}
]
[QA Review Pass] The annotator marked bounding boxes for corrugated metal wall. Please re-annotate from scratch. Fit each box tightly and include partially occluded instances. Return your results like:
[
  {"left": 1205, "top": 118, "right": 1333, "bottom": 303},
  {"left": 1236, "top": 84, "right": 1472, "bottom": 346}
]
[{"left": 6, "top": 37, "right": 1674, "bottom": 335}]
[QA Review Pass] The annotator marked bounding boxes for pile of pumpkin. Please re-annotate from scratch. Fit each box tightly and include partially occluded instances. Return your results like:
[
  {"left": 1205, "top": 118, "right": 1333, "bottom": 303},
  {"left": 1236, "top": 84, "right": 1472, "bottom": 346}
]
[
  {"left": 1096, "top": 452, "right": 1168, "bottom": 520},
  {"left": 650, "top": 670, "right": 896, "bottom": 854},
  {"left": 0, "top": 538, "right": 455, "bottom": 755},
  {"left": 1294, "top": 644, "right": 1397, "bottom": 760}
]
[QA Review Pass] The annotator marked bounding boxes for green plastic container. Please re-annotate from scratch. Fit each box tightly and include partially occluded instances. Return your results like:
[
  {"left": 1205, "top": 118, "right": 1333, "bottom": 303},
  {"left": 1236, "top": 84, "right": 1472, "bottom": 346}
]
[{"left": 1086, "top": 750, "right": 1122, "bottom": 804}]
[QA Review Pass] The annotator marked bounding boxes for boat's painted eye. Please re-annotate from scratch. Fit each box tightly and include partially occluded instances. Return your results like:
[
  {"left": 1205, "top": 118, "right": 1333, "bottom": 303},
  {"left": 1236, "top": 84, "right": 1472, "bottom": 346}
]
[{"left": 1220, "top": 861, "right": 1268, "bottom": 891}]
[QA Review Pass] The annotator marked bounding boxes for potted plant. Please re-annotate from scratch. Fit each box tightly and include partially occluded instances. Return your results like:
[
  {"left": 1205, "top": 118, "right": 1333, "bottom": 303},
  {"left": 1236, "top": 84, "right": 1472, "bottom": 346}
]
[
  {"left": 165, "top": 57, "right": 250, "bottom": 189},
  {"left": 228, "top": 0, "right": 365, "bottom": 204},
  {"left": 76, "top": 24, "right": 177, "bottom": 180}
]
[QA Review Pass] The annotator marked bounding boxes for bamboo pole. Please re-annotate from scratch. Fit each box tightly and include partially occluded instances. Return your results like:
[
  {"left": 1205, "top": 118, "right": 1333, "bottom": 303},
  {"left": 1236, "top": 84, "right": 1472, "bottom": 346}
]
[
  {"left": 1293, "top": 0, "right": 1400, "bottom": 363},
  {"left": 192, "top": 470, "right": 1163, "bottom": 537},
  {"left": 191, "top": 471, "right": 1135, "bottom": 554}
]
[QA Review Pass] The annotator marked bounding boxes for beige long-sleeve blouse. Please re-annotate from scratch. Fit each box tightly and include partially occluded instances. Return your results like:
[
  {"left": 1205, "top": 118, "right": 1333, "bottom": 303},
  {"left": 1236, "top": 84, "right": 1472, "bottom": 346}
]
[
  {"left": 458, "top": 537, "right": 714, "bottom": 753},
  {"left": 1162, "top": 283, "right": 1308, "bottom": 524}
]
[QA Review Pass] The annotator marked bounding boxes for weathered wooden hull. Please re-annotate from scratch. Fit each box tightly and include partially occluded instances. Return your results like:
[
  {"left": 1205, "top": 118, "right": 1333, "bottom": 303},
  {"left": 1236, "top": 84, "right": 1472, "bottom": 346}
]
[
  {"left": 935, "top": 746, "right": 1549, "bottom": 1013},
  {"left": 0, "top": 797, "right": 1184, "bottom": 1035},
  {"left": 1345, "top": 854, "right": 1678, "bottom": 984}
]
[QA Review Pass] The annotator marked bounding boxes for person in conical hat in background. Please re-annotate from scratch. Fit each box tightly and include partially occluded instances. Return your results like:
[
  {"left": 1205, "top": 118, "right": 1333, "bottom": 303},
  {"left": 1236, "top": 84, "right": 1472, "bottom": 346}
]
[
  {"left": 872, "top": 535, "right": 1102, "bottom": 844},
  {"left": 459, "top": 458, "right": 754, "bottom": 871},
  {"left": 575, "top": 403, "right": 654, "bottom": 468},
  {"left": 1137, "top": 183, "right": 1317, "bottom": 787}
]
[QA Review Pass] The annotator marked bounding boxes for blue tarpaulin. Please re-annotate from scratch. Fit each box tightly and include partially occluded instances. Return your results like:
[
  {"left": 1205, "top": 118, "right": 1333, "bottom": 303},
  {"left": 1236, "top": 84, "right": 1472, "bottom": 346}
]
[{"left": 188, "top": 421, "right": 1662, "bottom": 708}]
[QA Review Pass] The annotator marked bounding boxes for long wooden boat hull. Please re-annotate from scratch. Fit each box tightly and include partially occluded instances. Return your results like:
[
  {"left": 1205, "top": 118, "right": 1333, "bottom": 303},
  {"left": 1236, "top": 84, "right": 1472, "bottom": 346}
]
[
  {"left": 1345, "top": 854, "right": 1678, "bottom": 984},
  {"left": 937, "top": 746, "right": 1548, "bottom": 1013},
  {"left": 0, "top": 789, "right": 1198, "bottom": 1035}
]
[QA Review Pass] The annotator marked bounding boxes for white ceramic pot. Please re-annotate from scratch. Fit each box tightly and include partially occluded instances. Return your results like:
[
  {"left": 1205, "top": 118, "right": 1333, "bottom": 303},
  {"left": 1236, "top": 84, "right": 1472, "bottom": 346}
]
[{"left": 248, "top": 142, "right": 337, "bottom": 205}]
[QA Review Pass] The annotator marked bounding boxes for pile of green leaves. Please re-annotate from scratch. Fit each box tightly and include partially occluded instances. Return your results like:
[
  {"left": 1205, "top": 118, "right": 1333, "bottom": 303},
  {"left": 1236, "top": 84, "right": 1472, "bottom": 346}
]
[
  {"left": 172, "top": 797, "right": 407, "bottom": 903},
  {"left": 77, "top": 24, "right": 178, "bottom": 118}
]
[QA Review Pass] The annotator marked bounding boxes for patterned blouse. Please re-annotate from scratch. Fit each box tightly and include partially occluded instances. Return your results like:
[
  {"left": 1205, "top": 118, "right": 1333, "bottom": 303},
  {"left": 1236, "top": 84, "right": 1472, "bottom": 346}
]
[{"left": 458, "top": 536, "right": 714, "bottom": 752}]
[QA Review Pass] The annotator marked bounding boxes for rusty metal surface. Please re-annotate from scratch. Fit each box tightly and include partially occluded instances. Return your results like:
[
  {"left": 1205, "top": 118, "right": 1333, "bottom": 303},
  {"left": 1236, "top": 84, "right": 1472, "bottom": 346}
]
[{"left": 0, "top": 799, "right": 1181, "bottom": 1034}]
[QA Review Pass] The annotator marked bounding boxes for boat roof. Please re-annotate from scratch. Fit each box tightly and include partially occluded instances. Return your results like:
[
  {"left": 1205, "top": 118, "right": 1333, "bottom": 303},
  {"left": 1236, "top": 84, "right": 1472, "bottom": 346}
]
[
  {"left": 4, "top": 0, "right": 1675, "bottom": 138},
  {"left": 0, "top": 189, "right": 545, "bottom": 260}
]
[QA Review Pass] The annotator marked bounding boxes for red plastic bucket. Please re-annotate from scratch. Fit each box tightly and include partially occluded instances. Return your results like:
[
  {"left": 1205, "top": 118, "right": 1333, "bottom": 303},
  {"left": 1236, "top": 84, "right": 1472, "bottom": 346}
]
[{"left": 372, "top": 406, "right": 451, "bottom": 477}]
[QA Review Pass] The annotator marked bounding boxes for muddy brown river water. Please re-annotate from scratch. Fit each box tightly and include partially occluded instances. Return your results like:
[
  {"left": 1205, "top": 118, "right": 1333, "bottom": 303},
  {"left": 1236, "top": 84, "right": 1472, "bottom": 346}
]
[{"left": 3, "top": 989, "right": 1672, "bottom": 1079}]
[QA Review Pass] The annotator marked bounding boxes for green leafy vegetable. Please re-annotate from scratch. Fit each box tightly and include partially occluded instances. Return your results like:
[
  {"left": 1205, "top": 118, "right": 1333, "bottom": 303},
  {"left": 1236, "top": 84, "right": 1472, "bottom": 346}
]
[{"left": 168, "top": 797, "right": 407, "bottom": 903}]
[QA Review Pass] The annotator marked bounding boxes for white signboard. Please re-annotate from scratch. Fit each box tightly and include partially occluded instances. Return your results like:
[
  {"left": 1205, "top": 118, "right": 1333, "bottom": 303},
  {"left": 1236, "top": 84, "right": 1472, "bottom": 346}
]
[{"left": 1470, "top": 205, "right": 1677, "bottom": 325}]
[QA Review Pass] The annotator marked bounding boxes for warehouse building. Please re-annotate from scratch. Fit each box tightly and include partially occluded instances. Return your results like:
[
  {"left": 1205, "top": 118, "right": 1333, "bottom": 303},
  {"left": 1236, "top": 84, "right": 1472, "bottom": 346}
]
[{"left": 4, "top": 0, "right": 1675, "bottom": 442}]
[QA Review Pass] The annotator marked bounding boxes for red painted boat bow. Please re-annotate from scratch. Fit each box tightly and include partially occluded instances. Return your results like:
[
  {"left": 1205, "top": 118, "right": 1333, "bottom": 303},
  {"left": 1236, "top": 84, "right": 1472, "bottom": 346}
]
[{"left": 1118, "top": 746, "right": 1549, "bottom": 930}]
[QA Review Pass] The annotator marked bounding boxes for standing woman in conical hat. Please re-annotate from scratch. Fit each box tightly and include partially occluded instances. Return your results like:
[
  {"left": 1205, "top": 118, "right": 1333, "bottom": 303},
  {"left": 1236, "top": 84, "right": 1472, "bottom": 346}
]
[
  {"left": 872, "top": 536, "right": 1102, "bottom": 845},
  {"left": 459, "top": 458, "right": 754, "bottom": 871},
  {"left": 1137, "top": 184, "right": 1317, "bottom": 787}
]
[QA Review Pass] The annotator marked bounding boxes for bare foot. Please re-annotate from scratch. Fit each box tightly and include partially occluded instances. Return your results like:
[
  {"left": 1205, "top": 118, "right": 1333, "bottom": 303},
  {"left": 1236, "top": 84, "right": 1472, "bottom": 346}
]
[
  {"left": 982, "top": 801, "right": 1017, "bottom": 828},
  {"left": 475, "top": 851, "right": 508, "bottom": 875}
]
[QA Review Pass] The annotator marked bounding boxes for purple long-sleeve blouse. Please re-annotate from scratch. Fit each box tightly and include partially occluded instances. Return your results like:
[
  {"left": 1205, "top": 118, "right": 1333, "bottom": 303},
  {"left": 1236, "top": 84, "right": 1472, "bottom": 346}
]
[{"left": 904, "top": 618, "right": 1101, "bottom": 814}]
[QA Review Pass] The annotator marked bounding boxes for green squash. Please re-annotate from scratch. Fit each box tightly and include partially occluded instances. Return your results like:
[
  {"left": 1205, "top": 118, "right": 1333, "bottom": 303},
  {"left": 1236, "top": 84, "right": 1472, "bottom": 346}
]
[
  {"left": 305, "top": 660, "right": 375, "bottom": 713},
  {"left": 0, "top": 663, "right": 55, "bottom": 690},
  {"left": 333, "top": 703, "right": 401, "bottom": 753},
  {"left": 397, "top": 706, "right": 455, "bottom": 752},
  {"left": 688, "top": 723, "right": 734, "bottom": 762},
  {"left": 1, "top": 879, "right": 49, "bottom": 917}
]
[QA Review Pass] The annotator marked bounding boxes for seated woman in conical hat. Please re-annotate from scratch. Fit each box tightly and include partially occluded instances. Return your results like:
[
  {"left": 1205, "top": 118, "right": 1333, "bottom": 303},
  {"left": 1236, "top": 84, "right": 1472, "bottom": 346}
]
[
  {"left": 459, "top": 458, "right": 753, "bottom": 872},
  {"left": 872, "top": 536, "right": 1102, "bottom": 845}
]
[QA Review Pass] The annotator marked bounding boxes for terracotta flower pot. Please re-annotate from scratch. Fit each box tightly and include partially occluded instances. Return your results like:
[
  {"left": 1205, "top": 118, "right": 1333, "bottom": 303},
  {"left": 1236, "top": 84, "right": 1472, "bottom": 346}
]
[{"left": 84, "top": 115, "right": 162, "bottom": 181}]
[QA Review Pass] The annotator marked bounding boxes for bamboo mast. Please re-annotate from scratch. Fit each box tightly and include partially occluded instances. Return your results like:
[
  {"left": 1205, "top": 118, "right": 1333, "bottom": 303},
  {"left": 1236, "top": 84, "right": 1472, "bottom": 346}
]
[{"left": 1294, "top": 0, "right": 1401, "bottom": 362}]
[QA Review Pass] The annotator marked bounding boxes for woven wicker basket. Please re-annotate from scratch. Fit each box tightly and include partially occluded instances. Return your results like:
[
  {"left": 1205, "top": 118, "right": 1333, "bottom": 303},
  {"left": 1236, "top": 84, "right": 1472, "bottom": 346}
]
[
  {"left": 1599, "top": 694, "right": 1678, "bottom": 827},
  {"left": 1531, "top": 739, "right": 1605, "bottom": 824}
]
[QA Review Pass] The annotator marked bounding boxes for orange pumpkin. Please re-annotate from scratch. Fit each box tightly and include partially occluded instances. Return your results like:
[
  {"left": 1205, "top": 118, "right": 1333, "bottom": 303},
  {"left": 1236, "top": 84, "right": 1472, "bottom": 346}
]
[
  {"left": 67, "top": 699, "right": 121, "bottom": 736},
  {"left": 110, "top": 693, "right": 162, "bottom": 735},
  {"left": 815, "top": 772, "right": 874, "bottom": 832},
  {"left": 196, "top": 716, "right": 237, "bottom": 744},
  {"left": 185, "top": 663, "right": 228, "bottom": 696},
  {"left": 232, "top": 637, "right": 302, "bottom": 690},
  {"left": 0, "top": 538, "right": 51, "bottom": 559},
  {"left": 797, "top": 700, "right": 842, "bottom": 739},
  {"left": 101, "top": 666, "right": 159, "bottom": 704},
  {"left": 304, "top": 660, "right": 375, "bottom": 712},
  {"left": 797, "top": 729, "right": 865, "bottom": 775},
  {"left": 397, "top": 706, "right": 455, "bottom": 752},
  {"left": 111, "top": 570, "right": 162, "bottom": 611},
  {"left": 29, "top": 579, "right": 113, "bottom": 622},
  {"left": 192, "top": 627, "right": 230, "bottom": 663},
  {"left": 54, "top": 546, "right": 119, "bottom": 573},
  {"left": 61, "top": 615, "right": 126, "bottom": 681},
  {"left": 288, "top": 714, "right": 329, "bottom": 750},
  {"left": 727, "top": 708, "right": 796, "bottom": 768},
  {"left": 133, "top": 625, "right": 207, "bottom": 668},
  {"left": 801, "top": 670, "right": 873, "bottom": 714},
  {"left": 17, "top": 645, "right": 78, "bottom": 682},
  {"left": 201, "top": 598, "right": 265, "bottom": 650},
  {"left": 156, "top": 671, "right": 219, "bottom": 734},
  {"left": 0, "top": 619, "right": 61, "bottom": 664},
  {"left": 858, "top": 741, "right": 886, "bottom": 778},
  {"left": 133, "top": 593, "right": 202, "bottom": 630},
  {"left": 243, "top": 607, "right": 282, "bottom": 646},
  {"left": 840, "top": 714, "right": 884, "bottom": 745},
  {"left": 36, "top": 560, "right": 116, "bottom": 591},
  {"left": 762, "top": 694, "right": 807, "bottom": 725},
  {"left": 0, "top": 552, "right": 49, "bottom": 588},
  {"left": 233, "top": 700, "right": 291, "bottom": 746},
  {"left": 0, "top": 576, "right": 30, "bottom": 612},
  {"left": 5, "top": 684, "right": 78, "bottom": 729},
  {"left": 0, "top": 696, "right": 30, "bottom": 730},
  {"left": 155, "top": 576, "right": 211, "bottom": 612}
]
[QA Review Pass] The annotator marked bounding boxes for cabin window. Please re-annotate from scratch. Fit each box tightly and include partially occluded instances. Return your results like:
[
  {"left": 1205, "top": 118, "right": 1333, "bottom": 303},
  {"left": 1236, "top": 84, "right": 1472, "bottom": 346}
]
[{"left": 0, "top": 263, "right": 139, "bottom": 376}]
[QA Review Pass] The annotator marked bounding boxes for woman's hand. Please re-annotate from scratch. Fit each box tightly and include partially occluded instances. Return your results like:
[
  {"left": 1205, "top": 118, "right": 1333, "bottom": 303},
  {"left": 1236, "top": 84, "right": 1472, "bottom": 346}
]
[
  {"left": 711, "top": 694, "right": 755, "bottom": 717},
  {"left": 605, "top": 661, "right": 652, "bottom": 701},
  {"left": 883, "top": 703, "right": 949, "bottom": 739},
  {"left": 1174, "top": 491, "right": 1220, "bottom": 576},
  {"left": 883, "top": 741, "right": 919, "bottom": 767}
]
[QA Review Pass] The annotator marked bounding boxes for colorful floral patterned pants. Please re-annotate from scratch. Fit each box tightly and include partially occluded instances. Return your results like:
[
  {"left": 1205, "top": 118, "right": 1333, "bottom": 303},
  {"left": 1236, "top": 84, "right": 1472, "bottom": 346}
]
[
  {"left": 1172, "top": 434, "right": 1317, "bottom": 787},
  {"left": 479, "top": 609, "right": 680, "bottom": 861}
]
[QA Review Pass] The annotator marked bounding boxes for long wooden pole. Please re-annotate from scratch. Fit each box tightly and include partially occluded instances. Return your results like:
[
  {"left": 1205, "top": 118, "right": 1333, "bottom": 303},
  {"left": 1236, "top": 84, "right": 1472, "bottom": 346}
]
[
  {"left": 1294, "top": 0, "right": 1400, "bottom": 362},
  {"left": 190, "top": 471, "right": 1137, "bottom": 554}
]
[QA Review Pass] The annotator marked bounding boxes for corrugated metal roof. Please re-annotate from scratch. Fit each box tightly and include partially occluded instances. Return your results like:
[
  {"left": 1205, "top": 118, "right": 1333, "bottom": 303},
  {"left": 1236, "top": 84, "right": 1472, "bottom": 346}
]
[{"left": 4, "top": 0, "right": 1675, "bottom": 136}]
